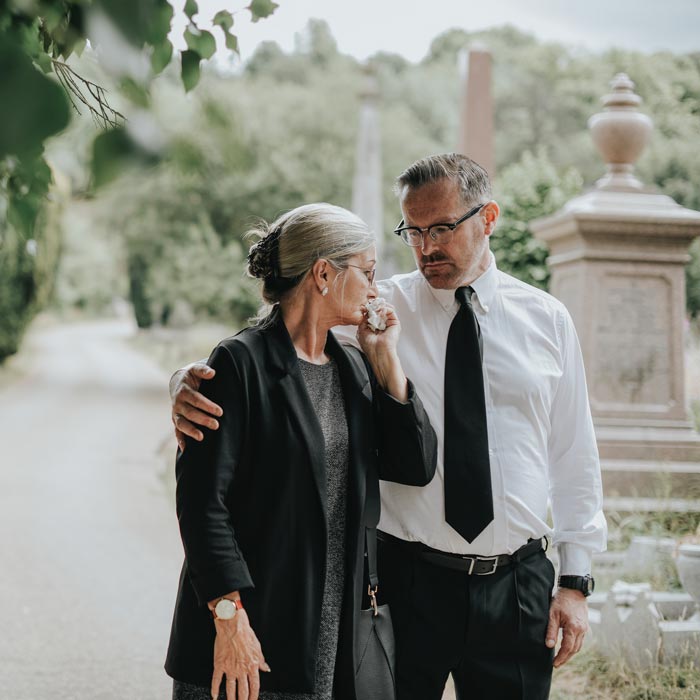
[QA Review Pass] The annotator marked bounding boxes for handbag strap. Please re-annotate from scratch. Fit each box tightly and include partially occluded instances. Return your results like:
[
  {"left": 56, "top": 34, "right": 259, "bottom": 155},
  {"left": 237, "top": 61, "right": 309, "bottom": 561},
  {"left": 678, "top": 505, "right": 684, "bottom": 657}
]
[
  {"left": 366, "top": 525, "right": 379, "bottom": 589},
  {"left": 343, "top": 345, "right": 382, "bottom": 610}
]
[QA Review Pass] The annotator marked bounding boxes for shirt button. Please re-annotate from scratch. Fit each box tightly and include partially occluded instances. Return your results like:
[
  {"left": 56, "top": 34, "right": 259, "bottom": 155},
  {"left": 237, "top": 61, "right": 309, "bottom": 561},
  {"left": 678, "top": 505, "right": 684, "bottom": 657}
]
[{"left": 488, "top": 449, "right": 494, "bottom": 455}]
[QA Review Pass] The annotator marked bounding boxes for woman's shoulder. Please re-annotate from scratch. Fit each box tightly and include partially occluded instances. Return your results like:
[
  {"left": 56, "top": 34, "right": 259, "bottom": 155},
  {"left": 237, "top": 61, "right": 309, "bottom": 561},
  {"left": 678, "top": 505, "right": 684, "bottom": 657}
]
[{"left": 208, "top": 326, "right": 264, "bottom": 373}]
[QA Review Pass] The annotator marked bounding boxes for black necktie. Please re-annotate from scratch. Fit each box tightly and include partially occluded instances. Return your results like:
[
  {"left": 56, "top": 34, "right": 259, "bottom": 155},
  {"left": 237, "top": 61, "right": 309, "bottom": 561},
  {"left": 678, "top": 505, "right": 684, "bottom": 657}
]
[{"left": 443, "top": 286, "right": 493, "bottom": 543}]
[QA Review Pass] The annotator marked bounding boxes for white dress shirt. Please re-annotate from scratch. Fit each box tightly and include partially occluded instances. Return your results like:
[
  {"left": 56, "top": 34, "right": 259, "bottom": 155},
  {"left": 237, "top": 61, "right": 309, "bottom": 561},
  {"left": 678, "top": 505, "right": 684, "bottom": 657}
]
[{"left": 335, "top": 253, "right": 607, "bottom": 575}]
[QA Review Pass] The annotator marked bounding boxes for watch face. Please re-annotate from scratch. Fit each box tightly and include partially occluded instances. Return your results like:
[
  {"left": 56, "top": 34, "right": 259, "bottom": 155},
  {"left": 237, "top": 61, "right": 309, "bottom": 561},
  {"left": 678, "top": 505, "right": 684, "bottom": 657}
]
[
  {"left": 586, "top": 577, "right": 595, "bottom": 595},
  {"left": 215, "top": 599, "right": 237, "bottom": 620}
]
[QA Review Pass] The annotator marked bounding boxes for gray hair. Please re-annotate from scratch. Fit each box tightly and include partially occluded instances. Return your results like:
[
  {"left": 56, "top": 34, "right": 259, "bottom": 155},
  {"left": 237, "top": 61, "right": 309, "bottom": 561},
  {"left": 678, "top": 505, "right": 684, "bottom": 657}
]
[
  {"left": 393, "top": 153, "right": 492, "bottom": 206},
  {"left": 246, "top": 202, "right": 374, "bottom": 310}
]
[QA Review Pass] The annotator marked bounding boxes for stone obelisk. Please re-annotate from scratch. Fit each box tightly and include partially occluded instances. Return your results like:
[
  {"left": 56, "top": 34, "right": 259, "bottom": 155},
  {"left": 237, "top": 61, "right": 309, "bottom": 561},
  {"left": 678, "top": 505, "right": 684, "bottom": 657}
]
[
  {"left": 532, "top": 74, "right": 700, "bottom": 509},
  {"left": 352, "top": 65, "right": 388, "bottom": 273},
  {"left": 457, "top": 46, "right": 494, "bottom": 178}
]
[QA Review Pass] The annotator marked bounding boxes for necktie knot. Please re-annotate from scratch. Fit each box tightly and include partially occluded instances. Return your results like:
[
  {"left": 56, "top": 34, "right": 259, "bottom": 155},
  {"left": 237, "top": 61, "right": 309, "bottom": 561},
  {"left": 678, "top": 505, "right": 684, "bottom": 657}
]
[{"left": 456, "top": 286, "right": 474, "bottom": 308}]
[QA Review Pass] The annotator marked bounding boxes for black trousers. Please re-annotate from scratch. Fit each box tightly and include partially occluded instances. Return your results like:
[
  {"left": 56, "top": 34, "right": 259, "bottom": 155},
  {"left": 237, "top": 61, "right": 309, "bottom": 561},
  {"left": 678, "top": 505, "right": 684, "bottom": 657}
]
[{"left": 378, "top": 535, "right": 555, "bottom": 700}]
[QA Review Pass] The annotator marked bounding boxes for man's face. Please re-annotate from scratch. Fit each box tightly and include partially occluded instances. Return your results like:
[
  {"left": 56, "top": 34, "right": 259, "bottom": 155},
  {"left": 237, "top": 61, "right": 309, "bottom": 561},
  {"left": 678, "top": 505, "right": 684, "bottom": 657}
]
[{"left": 399, "top": 178, "right": 495, "bottom": 290}]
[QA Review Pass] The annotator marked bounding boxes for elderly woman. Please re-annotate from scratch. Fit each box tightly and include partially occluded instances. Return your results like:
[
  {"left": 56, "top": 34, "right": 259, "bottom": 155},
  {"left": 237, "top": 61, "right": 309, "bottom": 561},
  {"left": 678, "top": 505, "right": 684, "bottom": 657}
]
[{"left": 165, "top": 203, "right": 436, "bottom": 700}]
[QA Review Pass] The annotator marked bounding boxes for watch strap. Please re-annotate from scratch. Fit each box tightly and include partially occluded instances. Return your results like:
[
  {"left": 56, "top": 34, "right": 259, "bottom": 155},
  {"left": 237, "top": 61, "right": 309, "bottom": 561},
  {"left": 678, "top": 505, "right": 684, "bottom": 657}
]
[{"left": 558, "top": 574, "right": 594, "bottom": 597}]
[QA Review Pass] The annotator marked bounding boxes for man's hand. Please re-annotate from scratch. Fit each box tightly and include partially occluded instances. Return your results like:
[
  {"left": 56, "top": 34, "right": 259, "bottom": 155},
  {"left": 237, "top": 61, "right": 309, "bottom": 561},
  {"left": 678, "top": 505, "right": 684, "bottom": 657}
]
[
  {"left": 170, "top": 362, "right": 223, "bottom": 451},
  {"left": 211, "top": 609, "right": 270, "bottom": 700},
  {"left": 546, "top": 587, "right": 589, "bottom": 667}
]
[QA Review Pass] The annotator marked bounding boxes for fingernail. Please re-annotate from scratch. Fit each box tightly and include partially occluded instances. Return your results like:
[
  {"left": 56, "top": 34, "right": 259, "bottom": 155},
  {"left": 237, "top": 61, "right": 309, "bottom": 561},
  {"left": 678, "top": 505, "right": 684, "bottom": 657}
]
[{"left": 264, "top": 664, "right": 272, "bottom": 672}]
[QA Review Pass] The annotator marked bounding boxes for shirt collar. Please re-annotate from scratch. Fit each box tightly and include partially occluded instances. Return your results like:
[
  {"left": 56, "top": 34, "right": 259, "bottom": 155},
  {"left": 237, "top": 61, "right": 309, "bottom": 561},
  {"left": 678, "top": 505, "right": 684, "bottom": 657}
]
[{"left": 425, "top": 252, "right": 498, "bottom": 313}]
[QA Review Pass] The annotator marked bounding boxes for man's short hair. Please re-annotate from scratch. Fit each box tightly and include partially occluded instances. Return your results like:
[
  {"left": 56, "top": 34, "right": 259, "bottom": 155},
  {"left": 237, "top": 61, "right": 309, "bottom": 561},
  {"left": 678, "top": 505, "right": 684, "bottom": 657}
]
[{"left": 394, "top": 153, "right": 492, "bottom": 207}]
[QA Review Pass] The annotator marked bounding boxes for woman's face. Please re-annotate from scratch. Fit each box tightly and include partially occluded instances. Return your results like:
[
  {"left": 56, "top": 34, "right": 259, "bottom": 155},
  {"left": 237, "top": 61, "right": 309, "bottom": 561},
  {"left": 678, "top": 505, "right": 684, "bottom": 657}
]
[{"left": 332, "top": 246, "right": 378, "bottom": 326}]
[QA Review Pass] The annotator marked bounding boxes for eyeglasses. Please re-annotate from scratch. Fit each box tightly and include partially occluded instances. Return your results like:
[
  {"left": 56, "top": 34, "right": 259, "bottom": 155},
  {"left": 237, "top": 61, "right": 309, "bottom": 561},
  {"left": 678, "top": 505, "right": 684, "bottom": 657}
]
[
  {"left": 393, "top": 203, "right": 486, "bottom": 247},
  {"left": 345, "top": 264, "right": 376, "bottom": 285}
]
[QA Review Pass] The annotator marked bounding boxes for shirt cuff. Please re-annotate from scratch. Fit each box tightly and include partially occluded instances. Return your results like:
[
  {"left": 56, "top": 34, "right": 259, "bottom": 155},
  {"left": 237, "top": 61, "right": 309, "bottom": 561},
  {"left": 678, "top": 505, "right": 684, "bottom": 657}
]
[{"left": 557, "top": 543, "right": 592, "bottom": 576}]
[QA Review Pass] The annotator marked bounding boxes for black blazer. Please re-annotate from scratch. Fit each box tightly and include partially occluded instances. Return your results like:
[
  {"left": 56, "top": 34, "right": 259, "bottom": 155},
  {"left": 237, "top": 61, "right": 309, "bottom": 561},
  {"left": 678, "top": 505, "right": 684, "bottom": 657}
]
[{"left": 165, "top": 309, "right": 437, "bottom": 698}]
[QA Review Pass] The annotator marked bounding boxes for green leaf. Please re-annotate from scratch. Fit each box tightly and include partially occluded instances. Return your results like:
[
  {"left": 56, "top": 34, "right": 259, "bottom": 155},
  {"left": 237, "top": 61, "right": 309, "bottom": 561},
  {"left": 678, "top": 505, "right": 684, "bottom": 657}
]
[
  {"left": 181, "top": 49, "right": 201, "bottom": 92},
  {"left": 119, "top": 77, "right": 151, "bottom": 108},
  {"left": 184, "top": 0, "right": 199, "bottom": 18},
  {"left": 43, "top": 7, "right": 64, "bottom": 33},
  {"left": 18, "top": 20, "right": 43, "bottom": 59},
  {"left": 146, "top": 0, "right": 174, "bottom": 45},
  {"left": 35, "top": 52, "right": 53, "bottom": 74},
  {"left": 96, "top": 0, "right": 173, "bottom": 48},
  {"left": 213, "top": 10, "right": 234, "bottom": 32},
  {"left": 92, "top": 128, "right": 131, "bottom": 188},
  {"left": 248, "top": 0, "right": 279, "bottom": 22},
  {"left": 184, "top": 26, "right": 216, "bottom": 60},
  {"left": 0, "top": 38, "right": 70, "bottom": 159},
  {"left": 73, "top": 38, "right": 87, "bottom": 57},
  {"left": 91, "top": 127, "right": 158, "bottom": 189},
  {"left": 6, "top": 155, "right": 52, "bottom": 237},
  {"left": 151, "top": 38, "right": 173, "bottom": 74},
  {"left": 224, "top": 31, "right": 239, "bottom": 53}
]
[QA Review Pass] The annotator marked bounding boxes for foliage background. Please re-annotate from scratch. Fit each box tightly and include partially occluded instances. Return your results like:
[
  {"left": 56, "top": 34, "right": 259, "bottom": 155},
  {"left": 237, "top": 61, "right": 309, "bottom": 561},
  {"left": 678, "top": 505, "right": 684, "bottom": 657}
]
[{"left": 2, "top": 10, "right": 700, "bottom": 362}]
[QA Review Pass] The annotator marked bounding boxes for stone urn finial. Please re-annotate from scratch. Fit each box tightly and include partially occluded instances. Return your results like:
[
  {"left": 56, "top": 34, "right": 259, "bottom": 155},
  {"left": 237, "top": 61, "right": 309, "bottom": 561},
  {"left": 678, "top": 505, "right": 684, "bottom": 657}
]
[{"left": 588, "top": 73, "right": 653, "bottom": 191}]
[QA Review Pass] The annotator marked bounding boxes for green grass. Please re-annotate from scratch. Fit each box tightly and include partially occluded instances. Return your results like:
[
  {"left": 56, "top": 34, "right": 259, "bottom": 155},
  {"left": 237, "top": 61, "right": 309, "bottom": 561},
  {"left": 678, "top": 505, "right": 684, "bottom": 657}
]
[{"left": 551, "top": 649, "right": 700, "bottom": 699}]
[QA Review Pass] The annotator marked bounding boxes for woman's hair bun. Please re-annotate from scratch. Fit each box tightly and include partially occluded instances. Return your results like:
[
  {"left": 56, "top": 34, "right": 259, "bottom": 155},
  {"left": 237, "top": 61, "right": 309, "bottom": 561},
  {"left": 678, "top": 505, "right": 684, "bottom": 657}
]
[{"left": 246, "top": 226, "right": 282, "bottom": 279}]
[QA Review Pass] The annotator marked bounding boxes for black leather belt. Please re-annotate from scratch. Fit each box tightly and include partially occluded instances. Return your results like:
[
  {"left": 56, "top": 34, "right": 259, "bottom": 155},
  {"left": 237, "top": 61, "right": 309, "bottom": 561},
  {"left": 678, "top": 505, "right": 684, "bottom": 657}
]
[{"left": 377, "top": 531, "right": 546, "bottom": 576}]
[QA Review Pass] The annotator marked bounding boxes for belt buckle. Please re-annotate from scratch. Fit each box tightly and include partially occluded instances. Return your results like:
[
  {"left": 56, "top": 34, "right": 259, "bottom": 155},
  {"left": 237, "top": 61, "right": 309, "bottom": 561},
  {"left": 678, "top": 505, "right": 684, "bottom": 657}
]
[{"left": 475, "top": 555, "right": 499, "bottom": 575}]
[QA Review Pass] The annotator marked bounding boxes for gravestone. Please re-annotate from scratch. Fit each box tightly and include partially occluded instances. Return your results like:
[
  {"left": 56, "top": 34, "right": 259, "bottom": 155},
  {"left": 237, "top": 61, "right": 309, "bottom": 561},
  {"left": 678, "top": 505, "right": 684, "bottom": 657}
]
[{"left": 531, "top": 74, "right": 700, "bottom": 511}]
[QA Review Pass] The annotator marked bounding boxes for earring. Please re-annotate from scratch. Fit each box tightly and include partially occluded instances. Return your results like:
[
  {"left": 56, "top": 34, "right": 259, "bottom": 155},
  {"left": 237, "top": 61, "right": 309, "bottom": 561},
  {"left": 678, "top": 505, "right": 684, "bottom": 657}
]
[{"left": 321, "top": 287, "right": 328, "bottom": 296}]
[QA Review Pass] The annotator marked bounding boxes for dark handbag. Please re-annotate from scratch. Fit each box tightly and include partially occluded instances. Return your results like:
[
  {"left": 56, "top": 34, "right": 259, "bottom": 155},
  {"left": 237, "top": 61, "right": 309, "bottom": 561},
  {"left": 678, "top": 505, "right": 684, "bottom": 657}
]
[
  {"left": 345, "top": 345, "right": 397, "bottom": 700},
  {"left": 354, "top": 525, "right": 397, "bottom": 700}
]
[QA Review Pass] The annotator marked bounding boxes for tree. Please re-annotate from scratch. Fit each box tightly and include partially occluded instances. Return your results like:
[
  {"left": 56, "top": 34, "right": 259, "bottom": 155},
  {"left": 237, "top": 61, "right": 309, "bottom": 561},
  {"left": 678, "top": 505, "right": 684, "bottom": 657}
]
[
  {"left": 0, "top": 0, "right": 280, "bottom": 361},
  {"left": 493, "top": 149, "right": 583, "bottom": 290}
]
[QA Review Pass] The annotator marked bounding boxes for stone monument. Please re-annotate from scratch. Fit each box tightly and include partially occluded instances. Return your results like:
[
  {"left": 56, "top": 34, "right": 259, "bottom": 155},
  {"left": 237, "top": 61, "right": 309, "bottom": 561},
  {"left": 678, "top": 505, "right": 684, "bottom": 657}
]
[
  {"left": 457, "top": 46, "right": 494, "bottom": 178},
  {"left": 351, "top": 64, "right": 389, "bottom": 273},
  {"left": 531, "top": 74, "right": 700, "bottom": 508}
]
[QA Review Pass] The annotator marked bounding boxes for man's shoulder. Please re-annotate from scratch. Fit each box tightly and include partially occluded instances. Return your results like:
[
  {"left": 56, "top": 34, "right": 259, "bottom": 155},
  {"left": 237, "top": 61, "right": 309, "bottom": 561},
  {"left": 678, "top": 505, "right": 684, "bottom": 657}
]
[
  {"left": 377, "top": 269, "right": 425, "bottom": 299},
  {"left": 497, "top": 269, "right": 569, "bottom": 318}
]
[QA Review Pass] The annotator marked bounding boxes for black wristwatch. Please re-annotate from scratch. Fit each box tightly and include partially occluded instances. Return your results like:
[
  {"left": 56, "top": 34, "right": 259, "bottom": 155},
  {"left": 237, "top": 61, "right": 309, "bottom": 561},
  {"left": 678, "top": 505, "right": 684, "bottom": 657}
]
[{"left": 558, "top": 574, "right": 595, "bottom": 597}]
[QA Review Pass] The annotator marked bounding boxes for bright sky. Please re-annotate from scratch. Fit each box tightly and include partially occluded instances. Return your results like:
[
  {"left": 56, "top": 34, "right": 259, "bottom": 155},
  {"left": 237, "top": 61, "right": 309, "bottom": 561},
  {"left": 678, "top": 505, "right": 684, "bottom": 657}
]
[{"left": 173, "top": 0, "right": 700, "bottom": 64}]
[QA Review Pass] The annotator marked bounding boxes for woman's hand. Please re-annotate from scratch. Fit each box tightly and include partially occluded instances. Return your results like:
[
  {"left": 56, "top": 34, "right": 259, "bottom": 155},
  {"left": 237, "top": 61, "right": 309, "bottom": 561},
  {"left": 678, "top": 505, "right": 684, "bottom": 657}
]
[
  {"left": 357, "top": 302, "right": 408, "bottom": 402},
  {"left": 357, "top": 300, "right": 401, "bottom": 358},
  {"left": 211, "top": 609, "right": 270, "bottom": 700}
]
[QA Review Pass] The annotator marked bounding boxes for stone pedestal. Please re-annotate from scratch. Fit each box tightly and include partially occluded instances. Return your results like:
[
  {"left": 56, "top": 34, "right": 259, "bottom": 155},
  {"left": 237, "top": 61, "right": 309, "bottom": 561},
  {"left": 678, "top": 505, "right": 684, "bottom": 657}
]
[
  {"left": 534, "top": 187, "right": 700, "bottom": 462},
  {"left": 532, "top": 74, "right": 700, "bottom": 467}
]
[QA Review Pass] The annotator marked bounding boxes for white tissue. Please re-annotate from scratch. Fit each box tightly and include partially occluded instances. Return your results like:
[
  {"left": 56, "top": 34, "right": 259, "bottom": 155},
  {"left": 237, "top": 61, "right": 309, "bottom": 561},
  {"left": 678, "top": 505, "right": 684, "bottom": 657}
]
[{"left": 366, "top": 298, "right": 387, "bottom": 331}]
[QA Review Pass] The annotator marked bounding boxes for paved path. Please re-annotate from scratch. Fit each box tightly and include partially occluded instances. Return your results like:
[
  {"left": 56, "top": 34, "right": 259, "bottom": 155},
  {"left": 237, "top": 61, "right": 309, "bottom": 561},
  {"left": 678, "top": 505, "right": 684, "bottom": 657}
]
[
  {"left": 0, "top": 318, "right": 182, "bottom": 699},
  {"left": 0, "top": 317, "right": 463, "bottom": 700}
]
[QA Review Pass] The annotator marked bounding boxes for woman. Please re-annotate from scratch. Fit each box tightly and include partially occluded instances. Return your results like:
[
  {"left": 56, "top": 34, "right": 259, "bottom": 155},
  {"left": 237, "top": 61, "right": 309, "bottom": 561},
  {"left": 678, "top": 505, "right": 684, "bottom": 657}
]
[{"left": 165, "top": 203, "right": 437, "bottom": 700}]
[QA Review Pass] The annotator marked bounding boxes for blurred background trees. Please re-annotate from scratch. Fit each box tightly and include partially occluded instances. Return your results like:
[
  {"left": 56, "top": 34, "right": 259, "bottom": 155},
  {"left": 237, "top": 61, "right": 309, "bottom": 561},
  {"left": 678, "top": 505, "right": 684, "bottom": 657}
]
[
  {"left": 0, "top": 0, "right": 278, "bottom": 359},
  {"left": 2, "top": 13, "right": 700, "bottom": 362}
]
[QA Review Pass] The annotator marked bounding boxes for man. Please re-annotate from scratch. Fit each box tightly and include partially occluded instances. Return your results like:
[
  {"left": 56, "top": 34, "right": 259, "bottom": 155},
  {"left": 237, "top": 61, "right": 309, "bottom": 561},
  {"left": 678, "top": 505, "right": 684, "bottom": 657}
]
[{"left": 170, "top": 153, "right": 606, "bottom": 700}]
